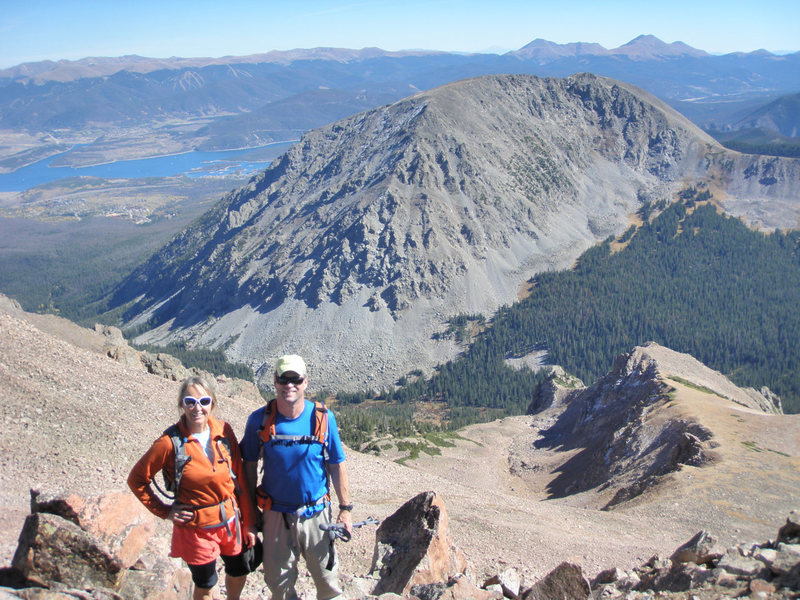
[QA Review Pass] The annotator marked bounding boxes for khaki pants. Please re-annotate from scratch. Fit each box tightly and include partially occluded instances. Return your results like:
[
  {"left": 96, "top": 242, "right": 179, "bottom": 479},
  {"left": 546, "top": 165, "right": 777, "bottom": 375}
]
[{"left": 262, "top": 507, "right": 341, "bottom": 600}]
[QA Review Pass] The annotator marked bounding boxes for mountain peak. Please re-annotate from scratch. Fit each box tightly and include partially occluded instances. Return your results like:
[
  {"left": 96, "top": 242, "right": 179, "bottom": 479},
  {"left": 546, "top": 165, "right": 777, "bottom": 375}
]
[
  {"left": 511, "top": 38, "right": 608, "bottom": 61},
  {"left": 112, "top": 72, "right": 723, "bottom": 390},
  {"left": 612, "top": 34, "right": 709, "bottom": 59}
]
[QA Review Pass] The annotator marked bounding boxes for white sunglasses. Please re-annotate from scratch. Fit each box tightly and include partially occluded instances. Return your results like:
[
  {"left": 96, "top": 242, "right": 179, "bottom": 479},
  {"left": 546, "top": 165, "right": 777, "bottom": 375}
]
[{"left": 182, "top": 395, "right": 212, "bottom": 408}]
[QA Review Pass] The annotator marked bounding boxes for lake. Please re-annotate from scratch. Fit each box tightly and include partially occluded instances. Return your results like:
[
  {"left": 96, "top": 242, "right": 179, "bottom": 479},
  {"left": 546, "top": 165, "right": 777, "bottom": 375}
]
[{"left": 0, "top": 143, "right": 295, "bottom": 192}]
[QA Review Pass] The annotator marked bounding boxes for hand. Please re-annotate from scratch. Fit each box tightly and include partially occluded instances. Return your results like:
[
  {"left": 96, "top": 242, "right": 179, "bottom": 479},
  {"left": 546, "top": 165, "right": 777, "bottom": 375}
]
[
  {"left": 169, "top": 503, "right": 194, "bottom": 525},
  {"left": 337, "top": 509, "right": 353, "bottom": 534},
  {"left": 245, "top": 525, "right": 258, "bottom": 548}
]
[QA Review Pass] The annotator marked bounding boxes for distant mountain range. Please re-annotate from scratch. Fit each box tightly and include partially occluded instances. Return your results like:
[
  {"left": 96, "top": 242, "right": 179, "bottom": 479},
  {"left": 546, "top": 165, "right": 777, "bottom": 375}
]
[
  {"left": 0, "top": 35, "right": 779, "bottom": 83},
  {"left": 1, "top": 35, "right": 798, "bottom": 171},
  {"left": 108, "top": 73, "right": 800, "bottom": 392}
]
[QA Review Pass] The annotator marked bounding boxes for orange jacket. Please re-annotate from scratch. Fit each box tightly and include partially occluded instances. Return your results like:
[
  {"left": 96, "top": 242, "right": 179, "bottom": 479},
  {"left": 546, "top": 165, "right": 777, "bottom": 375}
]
[{"left": 128, "top": 415, "right": 257, "bottom": 530}]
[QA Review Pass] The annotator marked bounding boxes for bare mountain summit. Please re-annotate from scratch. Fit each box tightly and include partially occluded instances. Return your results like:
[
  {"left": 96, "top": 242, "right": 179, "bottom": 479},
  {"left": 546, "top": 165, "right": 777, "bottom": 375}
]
[{"left": 111, "top": 73, "right": 800, "bottom": 391}]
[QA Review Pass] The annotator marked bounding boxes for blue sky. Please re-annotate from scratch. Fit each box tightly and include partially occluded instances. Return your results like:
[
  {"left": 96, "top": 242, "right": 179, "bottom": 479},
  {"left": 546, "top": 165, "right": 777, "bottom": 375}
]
[{"left": 1, "top": 0, "right": 798, "bottom": 69}]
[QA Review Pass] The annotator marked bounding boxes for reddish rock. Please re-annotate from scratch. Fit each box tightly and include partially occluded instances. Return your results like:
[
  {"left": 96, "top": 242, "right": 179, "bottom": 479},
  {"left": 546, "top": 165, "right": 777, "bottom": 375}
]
[
  {"left": 31, "top": 489, "right": 155, "bottom": 569},
  {"left": 11, "top": 512, "right": 123, "bottom": 589},
  {"left": 370, "top": 491, "right": 467, "bottom": 596}
]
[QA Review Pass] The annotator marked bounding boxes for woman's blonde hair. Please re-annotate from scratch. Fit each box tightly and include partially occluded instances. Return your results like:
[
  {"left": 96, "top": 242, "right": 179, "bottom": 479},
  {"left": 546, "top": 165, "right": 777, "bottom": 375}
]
[{"left": 177, "top": 375, "right": 217, "bottom": 413}]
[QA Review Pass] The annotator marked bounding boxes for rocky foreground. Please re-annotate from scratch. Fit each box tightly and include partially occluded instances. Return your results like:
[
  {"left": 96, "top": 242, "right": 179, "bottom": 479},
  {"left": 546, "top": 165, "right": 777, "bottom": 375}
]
[
  {"left": 2, "top": 489, "right": 799, "bottom": 599},
  {"left": 1, "top": 293, "right": 799, "bottom": 598}
]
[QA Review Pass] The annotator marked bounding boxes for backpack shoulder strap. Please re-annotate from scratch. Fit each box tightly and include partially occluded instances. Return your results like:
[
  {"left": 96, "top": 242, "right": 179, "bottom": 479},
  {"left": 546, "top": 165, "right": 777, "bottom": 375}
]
[
  {"left": 216, "top": 422, "right": 233, "bottom": 456},
  {"left": 258, "top": 399, "right": 278, "bottom": 443},
  {"left": 215, "top": 421, "right": 241, "bottom": 494},
  {"left": 152, "top": 424, "right": 191, "bottom": 500},
  {"left": 312, "top": 400, "right": 328, "bottom": 444}
]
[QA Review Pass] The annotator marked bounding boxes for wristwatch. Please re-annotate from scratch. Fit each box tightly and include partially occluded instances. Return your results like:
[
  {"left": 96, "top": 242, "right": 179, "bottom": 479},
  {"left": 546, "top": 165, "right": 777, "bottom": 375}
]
[{"left": 338, "top": 503, "right": 353, "bottom": 511}]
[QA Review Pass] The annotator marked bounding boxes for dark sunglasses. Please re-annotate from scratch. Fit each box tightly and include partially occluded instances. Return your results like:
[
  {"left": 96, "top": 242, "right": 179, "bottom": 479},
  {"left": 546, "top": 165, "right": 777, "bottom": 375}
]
[
  {"left": 182, "top": 395, "right": 212, "bottom": 408},
  {"left": 276, "top": 374, "right": 305, "bottom": 386}
]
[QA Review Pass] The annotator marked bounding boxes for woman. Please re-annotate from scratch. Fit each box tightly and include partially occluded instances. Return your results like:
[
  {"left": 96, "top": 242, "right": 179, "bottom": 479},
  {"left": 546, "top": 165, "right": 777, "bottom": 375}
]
[{"left": 128, "top": 376, "right": 258, "bottom": 600}]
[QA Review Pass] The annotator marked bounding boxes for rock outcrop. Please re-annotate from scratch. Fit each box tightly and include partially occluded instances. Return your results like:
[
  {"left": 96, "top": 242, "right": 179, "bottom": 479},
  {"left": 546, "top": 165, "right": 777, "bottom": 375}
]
[
  {"left": 527, "top": 342, "right": 782, "bottom": 508},
  {"left": 3, "top": 490, "right": 189, "bottom": 599},
  {"left": 3, "top": 489, "right": 799, "bottom": 600},
  {"left": 592, "top": 514, "right": 800, "bottom": 598},
  {"left": 371, "top": 491, "right": 467, "bottom": 596}
]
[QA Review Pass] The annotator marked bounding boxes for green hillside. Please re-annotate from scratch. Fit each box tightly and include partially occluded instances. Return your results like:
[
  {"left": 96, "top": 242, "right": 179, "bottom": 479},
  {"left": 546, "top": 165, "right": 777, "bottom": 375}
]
[{"left": 335, "top": 189, "right": 800, "bottom": 441}]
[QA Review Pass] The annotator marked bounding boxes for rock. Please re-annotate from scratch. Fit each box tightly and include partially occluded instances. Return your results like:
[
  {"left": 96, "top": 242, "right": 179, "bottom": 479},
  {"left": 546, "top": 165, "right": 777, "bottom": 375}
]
[
  {"left": 770, "top": 543, "right": 800, "bottom": 577},
  {"left": 484, "top": 583, "right": 504, "bottom": 596},
  {"left": 11, "top": 512, "right": 124, "bottom": 589},
  {"left": 649, "top": 563, "right": 714, "bottom": 592},
  {"left": 647, "top": 554, "right": 672, "bottom": 571},
  {"left": 441, "top": 575, "right": 503, "bottom": 600},
  {"left": 95, "top": 324, "right": 126, "bottom": 347},
  {"left": 778, "top": 510, "right": 800, "bottom": 544},
  {"left": 590, "top": 567, "right": 625, "bottom": 587},
  {"left": 409, "top": 582, "right": 448, "bottom": 600},
  {"left": 9, "top": 490, "right": 187, "bottom": 600},
  {"left": 710, "top": 568, "right": 742, "bottom": 589},
  {"left": 617, "top": 571, "right": 641, "bottom": 591},
  {"left": 141, "top": 352, "right": 191, "bottom": 381},
  {"left": 370, "top": 492, "right": 467, "bottom": 596},
  {"left": 483, "top": 567, "right": 521, "bottom": 598},
  {"left": 30, "top": 490, "right": 155, "bottom": 569},
  {"left": 753, "top": 546, "right": 777, "bottom": 565},
  {"left": 749, "top": 578, "right": 777, "bottom": 595},
  {"left": 716, "top": 549, "right": 770, "bottom": 579},
  {"left": 521, "top": 563, "right": 591, "bottom": 600},
  {"left": 526, "top": 367, "right": 584, "bottom": 414},
  {"left": 117, "top": 550, "right": 192, "bottom": 600},
  {"left": 670, "top": 530, "right": 723, "bottom": 566},
  {"left": 106, "top": 343, "right": 144, "bottom": 370}
]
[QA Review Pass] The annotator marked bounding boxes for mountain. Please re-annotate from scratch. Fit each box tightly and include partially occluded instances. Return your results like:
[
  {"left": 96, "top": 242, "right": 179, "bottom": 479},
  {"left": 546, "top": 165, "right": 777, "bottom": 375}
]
[
  {"left": 731, "top": 92, "right": 800, "bottom": 138},
  {"left": 0, "top": 48, "right": 447, "bottom": 84},
  {"left": 511, "top": 39, "right": 607, "bottom": 61},
  {"left": 194, "top": 87, "right": 408, "bottom": 151},
  {"left": 2, "top": 294, "right": 798, "bottom": 591},
  {"left": 610, "top": 34, "right": 709, "bottom": 59},
  {"left": 509, "top": 34, "right": 708, "bottom": 62},
  {"left": 108, "top": 73, "right": 800, "bottom": 392}
]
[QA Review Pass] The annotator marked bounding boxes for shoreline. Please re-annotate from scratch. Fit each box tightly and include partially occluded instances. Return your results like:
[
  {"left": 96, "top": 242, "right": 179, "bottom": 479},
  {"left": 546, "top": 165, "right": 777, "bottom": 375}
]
[
  {"left": 48, "top": 139, "right": 299, "bottom": 169},
  {"left": 0, "top": 140, "right": 298, "bottom": 192}
]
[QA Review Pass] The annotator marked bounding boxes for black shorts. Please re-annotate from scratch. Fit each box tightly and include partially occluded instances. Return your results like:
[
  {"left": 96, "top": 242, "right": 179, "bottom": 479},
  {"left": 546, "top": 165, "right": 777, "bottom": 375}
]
[{"left": 187, "top": 551, "right": 249, "bottom": 588}]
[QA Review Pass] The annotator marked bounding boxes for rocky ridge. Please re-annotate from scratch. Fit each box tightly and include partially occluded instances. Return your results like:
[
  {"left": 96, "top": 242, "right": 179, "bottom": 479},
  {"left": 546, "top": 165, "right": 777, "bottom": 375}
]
[
  {"left": 520, "top": 343, "right": 783, "bottom": 509},
  {"left": 109, "top": 73, "right": 800, "bottom": 392}
]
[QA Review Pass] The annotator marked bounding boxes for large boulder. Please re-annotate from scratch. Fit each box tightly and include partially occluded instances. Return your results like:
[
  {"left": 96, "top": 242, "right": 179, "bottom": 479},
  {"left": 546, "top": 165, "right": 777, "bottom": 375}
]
[
  {"left": 11, "top": 511, "right": 124, "bottom": 589},
  {"left": 370, "top": 491, "right": 467, "bottom": 596},
  {"left": 31, "top": 490, "right": 155, "bottom": 569},
  {"left": 8, "top": 490, "right": 190, "bottom": 600}
]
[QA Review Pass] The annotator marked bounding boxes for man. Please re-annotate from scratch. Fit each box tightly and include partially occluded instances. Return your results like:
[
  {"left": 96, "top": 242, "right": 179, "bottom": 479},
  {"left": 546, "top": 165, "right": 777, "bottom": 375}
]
[{"left": 242, "top": 354, "right": 352, "bottom": 600}]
